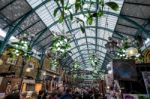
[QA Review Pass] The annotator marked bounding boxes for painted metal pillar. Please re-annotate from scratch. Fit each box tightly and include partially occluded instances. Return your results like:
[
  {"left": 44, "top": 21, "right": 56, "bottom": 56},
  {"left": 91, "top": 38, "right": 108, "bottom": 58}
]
[
  {"left": 19, "top": 56, "right": 26, "bottom": 77},
  {"left": 36, "top": 49, "right": 46, "bottom": 81}
]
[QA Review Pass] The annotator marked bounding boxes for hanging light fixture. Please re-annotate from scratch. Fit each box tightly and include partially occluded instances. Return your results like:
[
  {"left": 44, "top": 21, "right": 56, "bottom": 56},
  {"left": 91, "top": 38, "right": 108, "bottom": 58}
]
[
  {"left": 42, "top": 71, "right": 46, "bottom": 76},
  {"left": 126, "top": 47, "right": 138, "bottom": 57},
  {"left": 72, "top": 60, "right": 80, "bottom": 71},
  {"left": 26, "top": 68, "right": 31, "bottom": 72},
  {"left": 89, "top": 52, "right": 101, "bottom": 68},
  {"left": 0, "top": 58, "right": 3, "bottom": 65}
]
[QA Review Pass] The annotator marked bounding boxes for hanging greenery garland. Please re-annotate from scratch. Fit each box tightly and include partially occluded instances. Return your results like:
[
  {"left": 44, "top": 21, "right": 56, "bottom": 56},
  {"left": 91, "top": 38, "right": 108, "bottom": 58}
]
[
  {"left": 53, "top": 0, "right": 119, "bottom": 33},
  {"left": 7, "top": 39, "right": 32, "bottom": 60},
  {"left": 116, "top": 39, "right": 129, "bottom": 59},
  {"left": 49, "top": 34, "right": 71, "bottom": 57},
  {"left": 92, "top": 69, "right": 105, "bottom": 79},
  {"left": 87, "top": 52, "right": 106, "bottom": 79},
  {"left": 48, "top": 34, "right": 71, "bottom": 71},
  {"left": 50, "top": 58, "right": 59, "bottom": 71},
  {"left": 115, "top": 37, "right": 144, "bottom": 60},
  {"left": 89, "top": 53, "right": 100, "bottom": 68},
  {"left": 71, "top": 61, "right": 80, "bottom": 71}
]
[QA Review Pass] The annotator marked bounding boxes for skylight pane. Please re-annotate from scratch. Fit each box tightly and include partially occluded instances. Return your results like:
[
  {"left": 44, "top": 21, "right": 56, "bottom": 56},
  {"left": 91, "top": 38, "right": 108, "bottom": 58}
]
[
  {"left": 27, "top": 0, "right": 43, "bottom": 8},
  {"left": 87, "top": 38, "right": 95, "bottom": 45},
  {"left": 81, "top": 50, "right": 88, "bottom": 55},
  {"left": 80, "top": 45, "right": 87, "bottom": 50},
  {"left": 71, "top": 48, "right": 78, "bottom": 54},
  {"left": 88, "top": 45, "right": 95, "bottom": 49},
  {"left": 86, "top": 29, "right": 95, "bottom": 37},
  {"left": 78, "top": 39, "right": 86, "bottom": 45},
  {"left": 75, "top": 32, "right": 85, "bottom": 39}
]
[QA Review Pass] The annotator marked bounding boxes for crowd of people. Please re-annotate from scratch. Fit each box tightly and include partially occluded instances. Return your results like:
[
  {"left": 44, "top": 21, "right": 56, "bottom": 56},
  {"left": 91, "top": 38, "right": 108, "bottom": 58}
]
[{"left": 3, "top": 87, "right": 103, "bottom": 99}]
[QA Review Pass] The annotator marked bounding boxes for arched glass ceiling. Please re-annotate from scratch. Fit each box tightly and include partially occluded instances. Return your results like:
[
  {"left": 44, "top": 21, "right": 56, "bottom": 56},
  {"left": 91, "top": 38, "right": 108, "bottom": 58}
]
[
  {"left": 0, "top": 0, "right": 150, "bottom": 72},
  {"left": 26, "top": 0, "right": 124, "bottom": 69}
]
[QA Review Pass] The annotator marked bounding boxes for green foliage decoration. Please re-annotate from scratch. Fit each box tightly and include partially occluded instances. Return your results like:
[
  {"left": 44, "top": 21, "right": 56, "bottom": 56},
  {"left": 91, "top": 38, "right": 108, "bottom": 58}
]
[
  {"left": 7, "top": 39, "right": 32, "bottom": 60},
  {"left": 92, "top": 69, "right": 105, "bottom": 79},
  {"left": 50, "top": 35, "right": 71, "bottom": 56},
  {"left": 53, "top": 0, "right": 119, "bottom": 33},
  {"left": 71, "top": 61, "right": 80, "bottom": 71}
]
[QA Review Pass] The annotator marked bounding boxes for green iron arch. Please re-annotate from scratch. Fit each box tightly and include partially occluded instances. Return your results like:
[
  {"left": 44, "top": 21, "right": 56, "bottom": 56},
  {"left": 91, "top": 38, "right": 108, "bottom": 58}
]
[
  {"left": 38, "top": 35, "right": 107, "bottom": 51},
  {"left": 70, "top": 35, "right": 108, "bottom": 43},
  {"left": 67, "top": 26, "right": 123, "bottom": 38},
  {"left": 35, "top": 10, "right": 149, "bottom": 50},
  {"left": 0, "top": 0, "right": 51, "bottom": 54},
  {"left": 66, "top": 59, "right": 102, "bottom": 67},
  {"left": 66, "top": 50, "right": 104, "bottom": 63},
  {"left": 65, "top": 58, "right": 107, "bottom": 70},
  {"left": 45, "top": 10, "right": 149, "bottom": 34},
  {"left": 68, "top": 44, "right": 105, "bottom": 54},
  {"left": 37, "top": 29, "right": 110, "bottom": 51},
  {"left": 64, "top": 56, "right": 109, "bottom": 67},
  {"left": 66, "top": 54, "right": 102, "bottom": 65},
  {"left": 61, "top": 44, "right": 106, "bottom": 64},
  {"left": 69, "top": 48, "right": 105, "bottom": 59},
  {"left": 1, "top": 9, "right": 148, "bottom": 54},
  {"left": 62, "top": 48, "right": 111, "bottom": 65}
]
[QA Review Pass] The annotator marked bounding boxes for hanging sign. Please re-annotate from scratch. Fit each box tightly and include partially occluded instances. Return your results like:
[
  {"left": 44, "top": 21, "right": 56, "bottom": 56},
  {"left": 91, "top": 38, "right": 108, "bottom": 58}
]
[
  {"left": 113, "top": 59, "right": 137, "bottom": 81},
  {"left": 142, "top": 72, "right": 150, "bottom": 98},
  {"left": 123, "top": 94, "right": 149, "bottom": 99}
]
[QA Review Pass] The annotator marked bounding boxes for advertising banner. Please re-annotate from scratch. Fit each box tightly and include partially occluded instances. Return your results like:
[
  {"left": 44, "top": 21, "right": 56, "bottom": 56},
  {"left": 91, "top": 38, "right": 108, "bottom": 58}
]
[
  {"left": 137, "top": 94, "right": 149, "bottom": 99},
  {"left": 142, "top": 72, "right": 150, "bottom": 98},
  {"left": 113, "top": 59, "right": 137, "bottom": 81},
  {"left": 123, "top": 94, "right": 137, "bottom": 99},
  {"left": 142, "top": 72, "right": 150, "bottom": 87},
  {"left": 123, "top": 94, "right": 149, "bottom": 99}
]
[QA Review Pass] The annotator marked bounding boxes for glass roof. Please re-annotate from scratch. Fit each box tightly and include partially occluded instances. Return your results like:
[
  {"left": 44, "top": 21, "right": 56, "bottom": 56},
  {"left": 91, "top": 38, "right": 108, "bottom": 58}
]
[
  {"left": 26, "top": 0, "right": 124, "bottom": 69},
  {"left": 0, "top": 0, "right": 150, "bottom": 79}
]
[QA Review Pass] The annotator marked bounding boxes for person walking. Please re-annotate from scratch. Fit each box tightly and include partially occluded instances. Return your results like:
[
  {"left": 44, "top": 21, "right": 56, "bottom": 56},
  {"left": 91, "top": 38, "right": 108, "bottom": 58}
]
[{"left": 61, "top": 88, "right": 73, "bottom": 99}]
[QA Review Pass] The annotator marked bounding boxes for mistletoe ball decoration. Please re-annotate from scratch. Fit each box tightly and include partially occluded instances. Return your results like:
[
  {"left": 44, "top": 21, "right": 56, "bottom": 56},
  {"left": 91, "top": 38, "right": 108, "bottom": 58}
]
[
  {"left": 8, "top": 39, "right": 32, "bottom": 59},
  {"left": 50, "top": 35, "right": 71, "bottom": 54}
]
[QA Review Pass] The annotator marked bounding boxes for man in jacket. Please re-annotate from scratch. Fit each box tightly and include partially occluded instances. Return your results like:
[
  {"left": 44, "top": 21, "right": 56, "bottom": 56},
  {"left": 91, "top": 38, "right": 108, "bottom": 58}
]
[{"left": 61, "top": 88, "right": 73, "bottom": 99}]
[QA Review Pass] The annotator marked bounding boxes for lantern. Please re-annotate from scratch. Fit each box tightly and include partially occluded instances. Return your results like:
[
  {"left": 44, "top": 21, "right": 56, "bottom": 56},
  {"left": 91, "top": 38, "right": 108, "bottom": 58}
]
[
  {"left": 35, "top": 83, "right": 42, "bottom": 93},
  {"left": 0, "top": 59, "right": 3, "bottom": 65},
  {"left": 42, "top": 71, "right": 46, "bottom": 76},
  {"left": 126, "top": 47, "right": 138, "bottom": 57},
  {"left": 26, "top": 68, "right": 31, "bottom": 72}
]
